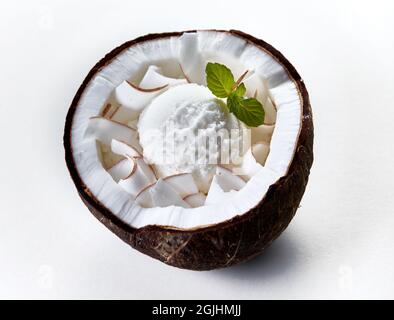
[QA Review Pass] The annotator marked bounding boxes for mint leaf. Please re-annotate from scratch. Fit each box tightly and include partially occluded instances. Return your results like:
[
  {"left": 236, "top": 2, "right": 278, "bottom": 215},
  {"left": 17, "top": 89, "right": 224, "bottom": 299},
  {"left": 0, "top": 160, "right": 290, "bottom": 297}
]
[
  {"left": 206, "top": 62, "right": 235, "bottom": 98},
  {"left": 234, "top": 83, "right": 246, "bottom": 97},
  {"left": 205, "top": 62, "right": 265, "bottom": 127},
  {"left": 228, "top": 94, "right": 265, "bottom": 127}
]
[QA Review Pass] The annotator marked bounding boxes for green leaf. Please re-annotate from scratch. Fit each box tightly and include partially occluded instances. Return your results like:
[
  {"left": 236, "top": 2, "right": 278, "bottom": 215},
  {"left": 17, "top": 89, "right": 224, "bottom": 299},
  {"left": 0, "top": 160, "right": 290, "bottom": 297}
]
[
  {"left": 227, "top": 93, "right": 237, "bottom": 113},
  {"left": 227, "top": 94, "right": 265, "bottom": 127},
  {"left": 234, "top": 83, "right": 246, "bottom": 97},
  {"left": 206, "top": 62, "right": 235, "bottom": 98}
]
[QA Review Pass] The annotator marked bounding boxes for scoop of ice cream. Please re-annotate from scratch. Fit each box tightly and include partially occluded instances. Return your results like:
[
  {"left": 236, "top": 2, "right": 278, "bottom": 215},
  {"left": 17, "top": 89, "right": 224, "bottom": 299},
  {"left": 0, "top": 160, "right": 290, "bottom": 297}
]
[{"left": 138, "top": 84, "right": 244, "bottom": 192}]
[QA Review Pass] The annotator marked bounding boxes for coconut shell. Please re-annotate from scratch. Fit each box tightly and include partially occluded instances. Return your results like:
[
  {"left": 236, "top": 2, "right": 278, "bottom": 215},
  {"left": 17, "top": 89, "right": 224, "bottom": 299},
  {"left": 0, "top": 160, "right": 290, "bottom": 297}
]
[{"left": 64, "top": 30, "right": 313, "bottom": 270}]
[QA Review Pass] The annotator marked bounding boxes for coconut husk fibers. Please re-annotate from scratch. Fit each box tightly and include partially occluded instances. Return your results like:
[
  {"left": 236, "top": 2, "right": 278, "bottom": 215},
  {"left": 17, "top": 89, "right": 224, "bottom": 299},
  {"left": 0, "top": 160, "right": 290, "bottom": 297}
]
[{"left": 64, "top": 30, "right": 314, "bottom": 270}]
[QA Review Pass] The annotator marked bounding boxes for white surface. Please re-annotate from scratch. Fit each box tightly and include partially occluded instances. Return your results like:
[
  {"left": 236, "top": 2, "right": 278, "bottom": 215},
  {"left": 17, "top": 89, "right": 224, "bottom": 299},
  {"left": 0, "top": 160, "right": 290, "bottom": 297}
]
[{"left": 0, "top": 0, "right": 393, "bottom": 299}]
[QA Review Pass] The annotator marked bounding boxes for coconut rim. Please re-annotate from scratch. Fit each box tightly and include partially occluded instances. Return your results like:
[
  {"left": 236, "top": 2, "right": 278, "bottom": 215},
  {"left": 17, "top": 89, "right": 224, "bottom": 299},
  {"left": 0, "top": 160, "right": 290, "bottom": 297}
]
[{"left": 64, "top": 29, "right": 309, "bottom": 233}]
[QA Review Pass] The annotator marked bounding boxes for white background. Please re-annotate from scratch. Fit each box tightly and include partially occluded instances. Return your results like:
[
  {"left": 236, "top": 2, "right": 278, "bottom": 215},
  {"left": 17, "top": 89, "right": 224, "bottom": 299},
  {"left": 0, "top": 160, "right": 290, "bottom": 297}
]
[{"left": 0, "top": 0, "right": 393, "bottom": 299}]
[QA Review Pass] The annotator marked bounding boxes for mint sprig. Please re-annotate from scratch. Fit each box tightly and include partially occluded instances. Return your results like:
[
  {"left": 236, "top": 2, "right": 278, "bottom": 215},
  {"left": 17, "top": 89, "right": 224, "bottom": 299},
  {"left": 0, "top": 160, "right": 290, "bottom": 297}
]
[{"left": 205, "top": 62, "right": 265, "bottom": 127}]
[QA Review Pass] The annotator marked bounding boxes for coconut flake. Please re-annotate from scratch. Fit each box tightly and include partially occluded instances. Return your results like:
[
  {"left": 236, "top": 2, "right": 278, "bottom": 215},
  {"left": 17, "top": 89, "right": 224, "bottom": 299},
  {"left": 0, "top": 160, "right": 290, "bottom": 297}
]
[
  {"left": 99, "top": 142, "right": 124, "bottom": 169},
  {"left": 84, "top": 117, "right": 138, "bottom": 146},
  {"left": 243, "top": 71, "right": 268, "bottom": 103},
  {"left": 216, "top": 166, "right": 246, "bottom": 191},
  {"left": 135, "top": 158, "right": 157, "bottom": 183},
  {"left": 263, "top": 95, "right": 277, "bottom": 125},
  {"left": 111, "top": 139, "right": 142, "bottom": 158},
  {"left": 183, "top": 193, "right": 206, "bottom": 208},
  {"left": 251, "top": 124, "right": 275, "bottom": 145},
  {"left": 118, "top": 157, "right": 156, "bottom": 197},
  {"left": 150, "top": 179, "right": 190, "bottom": 208},
  {"left": 179, "top": 32, "right": 206, "bottom": 85},
  {"left": 163, "top": 173, "right": 198, "bottom": 198},
  {"left": 139, "top": 65, "right": 188, "bottom": 88},
  {"left": 232, "top": 148, "right": 263, "bottom": 178},
  {"left": 114, "top": 80, "right": 165, "bottom": 112},
  {"left": 127, "top": 119, "right": 138, "bottom": 130},
  {"left": 252, "top": 142, "right": 270, "bottom": 166},
  {"left": 135, "top": 183, "right": 155, "bottom": 207},
  {"left": 109, "top": 105, "right": 139, "bottom": 123},
  {"left": 108, "top": 158, "right": 134, "bottom": 182},
  {"left": 205, "top": 175, "right": 237, "bottom": 205}
]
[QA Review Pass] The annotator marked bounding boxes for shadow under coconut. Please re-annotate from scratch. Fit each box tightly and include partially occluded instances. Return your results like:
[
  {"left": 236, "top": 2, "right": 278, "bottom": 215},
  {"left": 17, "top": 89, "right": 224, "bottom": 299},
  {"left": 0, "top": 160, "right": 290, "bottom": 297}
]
[{"left": 214, "top": 232, "right": 301, "bottom": 280}]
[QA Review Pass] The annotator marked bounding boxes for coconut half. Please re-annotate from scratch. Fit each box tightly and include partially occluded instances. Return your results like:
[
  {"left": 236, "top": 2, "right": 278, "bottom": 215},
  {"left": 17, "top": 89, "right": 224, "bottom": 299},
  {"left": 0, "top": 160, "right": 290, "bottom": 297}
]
[{"left": 64, "top": 30, "right": 313, "bottom": 270}]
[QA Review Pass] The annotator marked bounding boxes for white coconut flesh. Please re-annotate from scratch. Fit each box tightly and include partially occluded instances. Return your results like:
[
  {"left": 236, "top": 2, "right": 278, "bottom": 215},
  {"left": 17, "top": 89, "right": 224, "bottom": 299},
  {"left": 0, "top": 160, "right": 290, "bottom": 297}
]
[{"left": 72, "top": 31, "right": 302, "bottom": 229}]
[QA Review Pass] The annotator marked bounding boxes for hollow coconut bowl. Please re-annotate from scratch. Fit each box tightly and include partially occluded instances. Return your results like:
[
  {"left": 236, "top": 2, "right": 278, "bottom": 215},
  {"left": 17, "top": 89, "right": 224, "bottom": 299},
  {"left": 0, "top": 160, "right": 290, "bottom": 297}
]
[{"left": 64, "top": 30, "right": 313, "bottom": 270}]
